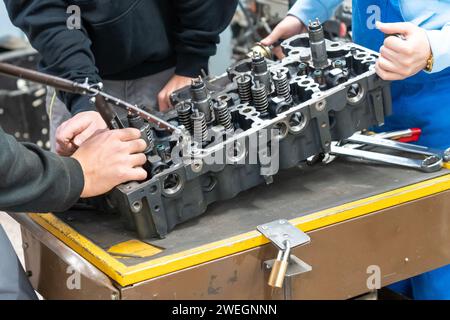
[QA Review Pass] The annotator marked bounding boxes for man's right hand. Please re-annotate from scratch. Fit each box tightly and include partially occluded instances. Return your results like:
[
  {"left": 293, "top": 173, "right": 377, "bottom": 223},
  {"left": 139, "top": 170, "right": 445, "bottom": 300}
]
[
  {"left": 72, "top": 128, "right": 148, "bottom": 198},
  {"left": 56, "top": 111, "right": 108, "bottom": 156},
  {"left": 261, "top": 16, "right": 307, "bottom": 57}
]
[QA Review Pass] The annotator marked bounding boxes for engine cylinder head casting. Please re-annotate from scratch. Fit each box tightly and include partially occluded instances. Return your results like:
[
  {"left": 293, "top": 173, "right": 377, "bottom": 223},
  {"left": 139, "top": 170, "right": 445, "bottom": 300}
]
[{"left": 103, "top": 27, "right": 392, "bottom": 239}]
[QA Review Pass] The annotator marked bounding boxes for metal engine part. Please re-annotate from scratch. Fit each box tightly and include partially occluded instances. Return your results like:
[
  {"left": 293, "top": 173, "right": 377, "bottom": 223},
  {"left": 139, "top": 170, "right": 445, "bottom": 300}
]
[{"left": 106, "top": 27, "right": 392, "bottom": 239}]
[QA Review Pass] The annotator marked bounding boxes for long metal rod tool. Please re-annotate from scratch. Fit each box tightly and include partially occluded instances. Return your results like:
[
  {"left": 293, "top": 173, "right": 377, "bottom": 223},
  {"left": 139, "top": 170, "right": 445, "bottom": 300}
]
[
  {"left": 0, "top": 62, "right": 180, "bottom": 133},
  {"left": 347, "top": 133, "right": 450, "bottom": 162},
  {"left": 331, "top": 142, "right": 443, "bottom": 173},
  {"left": 330, "top": 133, "right": 446, "bottom": 173}
]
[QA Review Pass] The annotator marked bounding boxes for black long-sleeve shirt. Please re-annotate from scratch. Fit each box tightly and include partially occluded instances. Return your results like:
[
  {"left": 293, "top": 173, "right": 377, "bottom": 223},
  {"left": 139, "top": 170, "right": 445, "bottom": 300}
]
[
  {"left": 0, "top": 127, "right": 84, "bottom": 213},
  {"left": 4, "top": 0, "right": 238, "bottom": 115}
]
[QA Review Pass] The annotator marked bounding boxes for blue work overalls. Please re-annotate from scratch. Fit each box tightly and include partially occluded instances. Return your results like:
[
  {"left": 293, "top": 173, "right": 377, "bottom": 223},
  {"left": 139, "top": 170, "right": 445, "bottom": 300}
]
[{"left": 353, "top": 0, "right": 450, "bottom": 299}]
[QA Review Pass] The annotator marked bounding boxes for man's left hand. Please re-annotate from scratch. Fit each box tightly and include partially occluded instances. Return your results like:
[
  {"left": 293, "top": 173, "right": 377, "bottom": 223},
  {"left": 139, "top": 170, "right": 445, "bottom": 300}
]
[
  {"left": 158, "top": 75, "right": 193, "bottom": 112},
  {"left": 376, "top": 21, "right": 431, "bottom": 81}
]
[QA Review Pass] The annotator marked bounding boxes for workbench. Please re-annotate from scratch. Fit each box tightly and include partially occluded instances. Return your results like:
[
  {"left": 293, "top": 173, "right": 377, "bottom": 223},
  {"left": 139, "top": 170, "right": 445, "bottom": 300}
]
[{"left": 12, "top": 158, "right": 450, "bottom": 300}]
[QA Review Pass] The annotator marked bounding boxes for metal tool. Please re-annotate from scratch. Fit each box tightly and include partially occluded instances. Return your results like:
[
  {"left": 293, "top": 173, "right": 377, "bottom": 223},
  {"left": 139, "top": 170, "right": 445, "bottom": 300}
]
[
  {"left": 376, "top": 128, "right": 422, "bottom": 143},
  {"left": 0, "top": 62, "right": 179, "bottom": 133},
  {"left": 330, "top": 132, "right": 448, "bottom": 173}
]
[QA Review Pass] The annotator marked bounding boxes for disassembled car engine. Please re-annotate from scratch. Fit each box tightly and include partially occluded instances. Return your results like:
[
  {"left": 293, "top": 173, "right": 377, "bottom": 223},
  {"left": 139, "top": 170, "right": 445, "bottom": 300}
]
[{"left": 105, "top": 20, "right": 392, "bottom": 239}]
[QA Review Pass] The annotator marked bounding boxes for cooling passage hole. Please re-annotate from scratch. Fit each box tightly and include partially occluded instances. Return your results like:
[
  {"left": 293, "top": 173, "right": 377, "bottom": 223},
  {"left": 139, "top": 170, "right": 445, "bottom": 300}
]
[
  {"left": 227, "top": 141, "right": 246, "bottom": 162},
  {"left": 288, "top": 111, "right": 307, "bottom": 134},
  {"left": 274, "top": 121, "right": 289, "bottom": 140},
  {"left": 163, "top": 173, "right": 183, "bottom": 195},
  {"left": 347, "top": 83, "right": 365, "bottom": 104}
]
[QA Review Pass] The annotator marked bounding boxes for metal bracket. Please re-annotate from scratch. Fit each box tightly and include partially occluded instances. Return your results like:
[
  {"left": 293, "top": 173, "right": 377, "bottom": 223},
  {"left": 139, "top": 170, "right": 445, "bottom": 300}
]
[
  {"left": 257, "top": 219, "right": 311, "bottom": 251},
  {"left": 264, "top": 254, "right": 312, "bottom": 279},
  {"left": 258, "top": 219, "right": 312, "bottom": 294}
]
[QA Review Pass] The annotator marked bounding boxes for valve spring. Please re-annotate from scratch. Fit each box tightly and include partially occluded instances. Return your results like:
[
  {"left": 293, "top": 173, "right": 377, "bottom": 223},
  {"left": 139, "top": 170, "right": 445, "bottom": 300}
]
[
  {"left": 237, "top": 74, "right": 252, "bottom": 104},
  {"left": 213, "top": 101, "right": 233, "bottom": 131},
  {"left": 191, "top": 109, "right": 208, "bottom": 144},
  {"left": 145, "top": 127, "right": 155, "bottom": 151},
  {"left": 176, "top": 102, "right": 193, "bottom": 132},
  {"left": 273, "top": 71, "right": 293, "bottom": 104},
  {"left": 251, "top": 81, "right": 269, "bottom": 115}
]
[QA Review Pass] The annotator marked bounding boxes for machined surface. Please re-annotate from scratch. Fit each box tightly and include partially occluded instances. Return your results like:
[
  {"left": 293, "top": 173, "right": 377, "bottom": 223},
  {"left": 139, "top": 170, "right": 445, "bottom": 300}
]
[{"left": 104, "top": 32, "right": 392, "bottom": 239}]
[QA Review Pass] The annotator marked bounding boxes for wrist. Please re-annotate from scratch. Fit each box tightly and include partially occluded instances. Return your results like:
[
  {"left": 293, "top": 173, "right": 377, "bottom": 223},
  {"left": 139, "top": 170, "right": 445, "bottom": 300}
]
[
  {"left": 71, "top": 154, "right": 92, "bottom": 198},
  {"left": 424, "top": 51, "right": 434, "bottom": 72}
]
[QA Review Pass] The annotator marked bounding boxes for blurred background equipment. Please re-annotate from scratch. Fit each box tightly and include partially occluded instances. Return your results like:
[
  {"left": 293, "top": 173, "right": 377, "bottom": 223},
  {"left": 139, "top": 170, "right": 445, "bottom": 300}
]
[
  {"left": 0, "top": 2, "right": 50, "bottom": 149},
  {"left": 231, "top": 0, "right": 352, "bottom": 60}
]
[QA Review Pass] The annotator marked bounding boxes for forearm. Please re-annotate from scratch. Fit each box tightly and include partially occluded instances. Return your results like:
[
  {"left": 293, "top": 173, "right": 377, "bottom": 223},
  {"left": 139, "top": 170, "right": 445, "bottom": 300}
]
[
  {"left": 0, "top": 128, "right": 84, "bottom": 213},
  {"left": 4, "top": 0, "right": 100, "bottom": 114},
  {"left": 173, "top": 0, "right": 238, "bottom": 77},
  {"left": 426, "top": 23, "right": 450, "bottom": 73},
  {"left": 288, "top": 0, "right": 342, "bottom": 24}
]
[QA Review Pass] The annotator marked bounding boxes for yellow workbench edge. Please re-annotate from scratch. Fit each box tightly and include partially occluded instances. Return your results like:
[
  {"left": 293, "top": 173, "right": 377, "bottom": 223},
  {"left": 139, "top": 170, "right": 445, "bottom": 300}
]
[{"left": 30, "top": 173, "right": 450, "bottom": 287}]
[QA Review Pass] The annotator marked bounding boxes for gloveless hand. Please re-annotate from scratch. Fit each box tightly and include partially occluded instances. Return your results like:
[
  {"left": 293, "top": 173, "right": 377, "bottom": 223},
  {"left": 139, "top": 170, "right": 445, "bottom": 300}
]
[
  {"left": 72, "top": 128, "right": 148, "bottom": 198},
  {"left": 376, "top": 21, "right": 432, "bottom": 81},
  {"left": 158, "top": 74, "right": 194, "bottom": 112},
  {"left": 56, "top": 111, "right": 107, "bottom": 156},
  {"left": 261, "top": 15, "right": 307, "bottom": 46}
]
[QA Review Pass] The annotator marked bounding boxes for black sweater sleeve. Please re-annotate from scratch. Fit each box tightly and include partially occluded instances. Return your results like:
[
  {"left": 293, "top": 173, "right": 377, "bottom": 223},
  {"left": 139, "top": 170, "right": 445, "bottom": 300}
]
[
  {"left": 4, "top": 0, "right": 100, "bottom": 115},
  {"left": 173, "top": 0, "right": 238, "bottom": 77},
  {"left": 0, "top": 127, "right": 84, "bottom": 213}
]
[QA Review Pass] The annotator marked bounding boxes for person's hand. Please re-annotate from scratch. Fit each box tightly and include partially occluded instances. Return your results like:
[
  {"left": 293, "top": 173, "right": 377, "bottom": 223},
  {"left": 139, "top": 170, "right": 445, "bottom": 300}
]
[
  {"left": 376, "top": 21, "right": 432, "bottom": 81},
  {"left": 158, "top": 75, "right": 193, "bottom": 112},
  {"left": 261, "top": 15, "right": 307, "bottom": 47},
  {"left": 56, "top": 111, "right": 107, "bottom": 156},
  {"left": 72, "top": 128, "right": 148, "bottom": 198}
]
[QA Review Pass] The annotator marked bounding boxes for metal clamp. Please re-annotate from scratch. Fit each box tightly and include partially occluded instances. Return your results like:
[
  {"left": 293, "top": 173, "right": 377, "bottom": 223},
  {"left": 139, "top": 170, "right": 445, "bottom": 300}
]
[{"left": 257, "top": 219, "right": 312, "bottom": 289}]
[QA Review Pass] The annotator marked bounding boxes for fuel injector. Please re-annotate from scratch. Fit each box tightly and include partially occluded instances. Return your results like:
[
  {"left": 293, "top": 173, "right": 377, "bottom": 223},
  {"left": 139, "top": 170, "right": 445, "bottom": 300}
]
[
  {"left": 308, "top": 19, "right": 329, "bottom": 70},
  {"left": 190, "top": 77, "right": 213, "bottom": 124}
]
